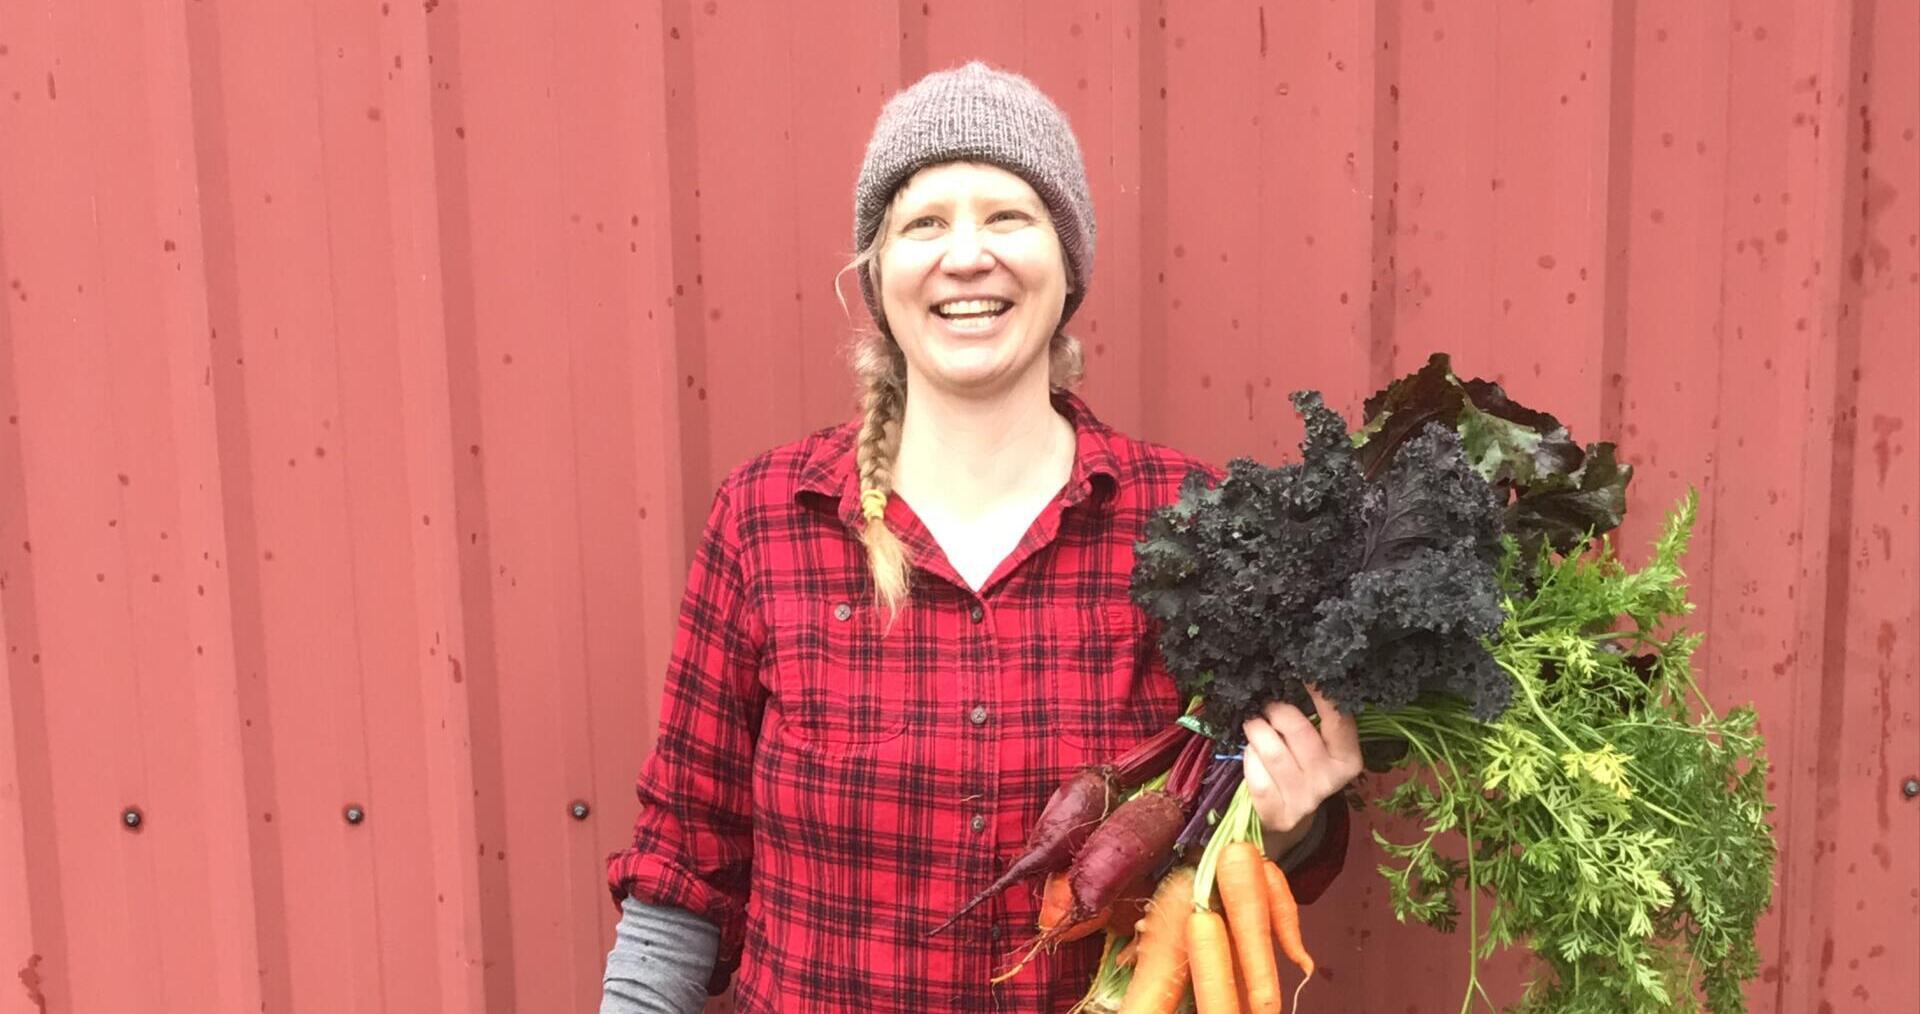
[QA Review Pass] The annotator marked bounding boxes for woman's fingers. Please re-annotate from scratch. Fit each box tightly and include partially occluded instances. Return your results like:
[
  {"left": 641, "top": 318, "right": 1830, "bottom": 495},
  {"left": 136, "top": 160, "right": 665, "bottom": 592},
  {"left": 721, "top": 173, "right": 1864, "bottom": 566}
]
[
  {"left": 1242, "top": 691, "right": 1363, "bottom": 838},
  {"left": 1304, "top": 684, "right": 1364, "bottom": 779},
  {"left": 1265, "top": 700, "right": 1331, "bottom": 773},
  {"left": 1242, "top": 707, "right": 1303, "bottom": 782},
  {"left": 1240, "top": 730, "right": 1302, "bottom": 833},
  {"left": 1243, "top": 705, "right": 1312, "bottom": 833}
]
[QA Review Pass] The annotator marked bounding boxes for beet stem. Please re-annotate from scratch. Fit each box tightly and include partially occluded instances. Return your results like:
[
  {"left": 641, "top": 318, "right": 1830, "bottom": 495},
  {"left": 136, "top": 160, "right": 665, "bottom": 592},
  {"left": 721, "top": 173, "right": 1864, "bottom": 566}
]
[
  {"left": 1110, "top": 722, "right": 1195, "bottom": 787},
  {"left": 1166, "top": 734, "right": 1215, "bottom": 805},
  {"left": 1175, "top": 761, "right": 1244, "bottom": 855}
]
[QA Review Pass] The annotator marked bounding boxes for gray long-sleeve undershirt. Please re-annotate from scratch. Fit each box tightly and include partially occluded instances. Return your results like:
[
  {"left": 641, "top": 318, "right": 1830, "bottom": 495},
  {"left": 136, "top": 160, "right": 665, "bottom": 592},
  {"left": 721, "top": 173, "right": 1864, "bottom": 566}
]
[{"left": 599, "top": 897, "right": 720, "bottom": 1014}]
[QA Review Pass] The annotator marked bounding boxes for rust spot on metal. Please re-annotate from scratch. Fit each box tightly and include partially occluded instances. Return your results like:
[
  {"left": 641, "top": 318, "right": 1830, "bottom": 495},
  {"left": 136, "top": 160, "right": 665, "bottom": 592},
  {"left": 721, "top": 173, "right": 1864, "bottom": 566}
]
[
  {"left": 1870, "top": 415, "right": 1903, "bottom": 486},
  {"left": 17, "top": 954, "right": 47, "bottom": 1012}
]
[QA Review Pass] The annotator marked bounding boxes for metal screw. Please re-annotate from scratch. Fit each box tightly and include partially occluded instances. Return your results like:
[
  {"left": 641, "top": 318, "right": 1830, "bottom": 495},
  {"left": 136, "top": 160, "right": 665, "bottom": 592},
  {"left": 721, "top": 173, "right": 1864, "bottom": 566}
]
[
  {"left": 343, "top": 804, "right": 365, "bottom": 825},
  {"left": 570, "top": 800, "right": 591, "bottom": 820},
  {"left": 121, "top": 806, "right": 144, "bottom": 830},
  {"left": 1903, "top": 778, "right": 1919, "bottom": 800}
]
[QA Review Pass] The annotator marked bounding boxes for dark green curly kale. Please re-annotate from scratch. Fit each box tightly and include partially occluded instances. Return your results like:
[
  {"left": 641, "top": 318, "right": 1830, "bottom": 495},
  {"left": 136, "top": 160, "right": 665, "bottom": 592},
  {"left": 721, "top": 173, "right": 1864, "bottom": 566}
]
[
  {"left": 1130, "top": 391, "right": 1509, "bottom": 734},
  {"left": 1306, "top": 420, "right": 1508, "bottom": 719}
]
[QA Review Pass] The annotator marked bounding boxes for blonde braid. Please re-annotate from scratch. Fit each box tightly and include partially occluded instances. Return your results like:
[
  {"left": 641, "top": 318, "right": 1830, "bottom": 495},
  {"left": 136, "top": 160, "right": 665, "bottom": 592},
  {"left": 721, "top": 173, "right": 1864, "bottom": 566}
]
[{"left": 852, "top": 335, "right": 911, "bottom": 613}]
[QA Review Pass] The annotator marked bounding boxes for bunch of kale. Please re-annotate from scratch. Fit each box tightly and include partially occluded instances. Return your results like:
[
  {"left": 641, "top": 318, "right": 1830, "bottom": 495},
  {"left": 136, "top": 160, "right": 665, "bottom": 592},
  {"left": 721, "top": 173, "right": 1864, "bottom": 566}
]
[{"left": 1131, "top": 355, "right": 1632, "bottom": 735}]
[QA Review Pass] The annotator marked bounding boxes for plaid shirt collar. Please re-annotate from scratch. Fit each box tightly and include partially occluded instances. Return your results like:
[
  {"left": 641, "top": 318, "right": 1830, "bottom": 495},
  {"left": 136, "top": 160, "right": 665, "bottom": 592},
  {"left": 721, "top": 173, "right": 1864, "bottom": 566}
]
[{"left": 793, "top": 388, "right": 1125, "bottom": 531}]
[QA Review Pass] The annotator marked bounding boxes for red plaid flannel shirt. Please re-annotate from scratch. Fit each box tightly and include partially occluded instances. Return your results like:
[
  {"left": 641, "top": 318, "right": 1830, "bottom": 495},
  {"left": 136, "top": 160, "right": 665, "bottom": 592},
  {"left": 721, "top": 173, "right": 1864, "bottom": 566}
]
[{"left": 607, "top": 392, "right": 1349, "bottom": 1013}]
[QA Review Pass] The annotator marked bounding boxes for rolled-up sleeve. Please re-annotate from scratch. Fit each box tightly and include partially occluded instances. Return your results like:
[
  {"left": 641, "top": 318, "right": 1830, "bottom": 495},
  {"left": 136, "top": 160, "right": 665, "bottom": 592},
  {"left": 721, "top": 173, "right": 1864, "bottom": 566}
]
[{"left": 606, "top": 480, "right": 766, "bottom": 995}]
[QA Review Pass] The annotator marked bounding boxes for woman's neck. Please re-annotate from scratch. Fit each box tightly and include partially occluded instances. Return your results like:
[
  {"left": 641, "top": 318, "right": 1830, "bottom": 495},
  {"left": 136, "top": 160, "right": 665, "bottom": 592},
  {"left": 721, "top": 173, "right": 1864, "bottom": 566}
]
[{"left": 891, "top": 371, "right": 1075, "bottom": 522}]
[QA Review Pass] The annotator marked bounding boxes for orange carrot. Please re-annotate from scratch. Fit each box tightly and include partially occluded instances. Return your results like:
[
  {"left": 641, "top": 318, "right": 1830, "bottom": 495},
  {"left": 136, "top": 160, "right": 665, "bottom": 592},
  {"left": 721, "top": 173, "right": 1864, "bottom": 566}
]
[
  {"left": 1218, "top": 843, "right": 1282, "bottom": 1014},
  {"left": 1186, "top": 909, "right": 1242, "bottom": 1014},
  {"left": 1262, "top": 860, "right": 1314, "bottom": 978},
  {"left": 1105, "top": 872, "right": 1156, "bottom": 938},
  {"left": 1119, "top": 867, "right": 1195, "bottom": 1014},
  {"left": 1038, "top": 870, "right": 1073, "bottom": 927},
  {"left": 1263, "top": 859, "right": 1314, "bottom": 1013},
  {"left": 1038, "top": 871, "right": 1108, "bottom": 943}
]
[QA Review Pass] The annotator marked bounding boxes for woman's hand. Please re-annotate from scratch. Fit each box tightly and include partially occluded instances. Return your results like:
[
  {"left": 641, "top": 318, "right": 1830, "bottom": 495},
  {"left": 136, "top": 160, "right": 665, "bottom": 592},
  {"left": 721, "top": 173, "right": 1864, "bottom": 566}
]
[{"left": 1240, "top": 685, "right": 1363, "bottom": 857}]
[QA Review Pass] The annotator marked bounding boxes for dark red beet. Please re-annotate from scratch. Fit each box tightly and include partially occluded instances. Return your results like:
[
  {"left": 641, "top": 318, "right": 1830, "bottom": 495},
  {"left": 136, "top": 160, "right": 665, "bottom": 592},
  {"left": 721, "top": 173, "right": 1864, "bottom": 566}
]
[
  {"left": 990, "top": 790, "right": 1189, "bottom": 983},
  {"left": 926, "top": 765, "right": 1117, "bottom": 937},
  {"left": 1063, "top": 791, "right": 1187, "bottom": 922}
]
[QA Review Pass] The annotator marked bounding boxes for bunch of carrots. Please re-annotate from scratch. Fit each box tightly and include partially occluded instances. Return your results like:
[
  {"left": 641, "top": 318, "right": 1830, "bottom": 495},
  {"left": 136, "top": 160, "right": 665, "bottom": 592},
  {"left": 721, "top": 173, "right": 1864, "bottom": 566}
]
[{"left": 928, "top": 711, "right": 1318, "bottom": 1014}]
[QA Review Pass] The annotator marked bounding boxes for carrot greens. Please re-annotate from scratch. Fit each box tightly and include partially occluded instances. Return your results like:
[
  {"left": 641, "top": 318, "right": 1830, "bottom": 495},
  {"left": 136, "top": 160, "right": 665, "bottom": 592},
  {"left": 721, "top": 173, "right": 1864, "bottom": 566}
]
[{"left": 1360, "top": 495, "right": 1775, "bottom": 1014}]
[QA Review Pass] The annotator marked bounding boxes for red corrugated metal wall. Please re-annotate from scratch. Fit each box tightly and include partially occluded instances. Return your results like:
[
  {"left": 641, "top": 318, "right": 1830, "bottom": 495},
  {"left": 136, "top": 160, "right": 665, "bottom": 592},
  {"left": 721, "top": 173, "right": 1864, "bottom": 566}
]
[{"left": 0, "top": 1, "right": 1913, "bottom": 1011}]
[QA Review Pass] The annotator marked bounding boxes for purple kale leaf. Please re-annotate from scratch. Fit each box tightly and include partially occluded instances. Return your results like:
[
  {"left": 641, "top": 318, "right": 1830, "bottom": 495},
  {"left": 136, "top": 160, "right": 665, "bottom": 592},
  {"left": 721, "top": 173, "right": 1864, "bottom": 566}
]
[{"left": 1359, "top": 352, "right": 1632, "bottom": 558}]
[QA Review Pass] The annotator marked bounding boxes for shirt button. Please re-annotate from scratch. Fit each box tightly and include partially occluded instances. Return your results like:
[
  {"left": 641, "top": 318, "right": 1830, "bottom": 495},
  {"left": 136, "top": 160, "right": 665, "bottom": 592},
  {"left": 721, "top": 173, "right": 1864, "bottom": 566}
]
[
  {"left": 969, "top": 704, "right": 989, "bottom": 726},
  {"left": 969, "top": 605, "right": 985, "bottom": 624},
  {"left": 988, "top": 923, "right": 1003, "bottom": 941},
  {"left": 832, "top": 602, "right": 852, "bottom": 621},
  {"left": 970, "top": 814, "right": 987, "bottom": 834}
]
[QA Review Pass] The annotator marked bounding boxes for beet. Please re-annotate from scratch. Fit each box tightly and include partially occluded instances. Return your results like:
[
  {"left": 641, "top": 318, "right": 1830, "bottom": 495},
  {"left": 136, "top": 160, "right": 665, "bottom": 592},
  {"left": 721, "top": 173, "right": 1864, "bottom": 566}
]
[
  {"left": 926, "top": 765, "right": 1117, "bottom": 937},
  {"left": 1063, "top": 791, "right": 1187, "bottom": 923},
  {"left": 990, "top": 790, "right": 1189, "bottom": 984}
]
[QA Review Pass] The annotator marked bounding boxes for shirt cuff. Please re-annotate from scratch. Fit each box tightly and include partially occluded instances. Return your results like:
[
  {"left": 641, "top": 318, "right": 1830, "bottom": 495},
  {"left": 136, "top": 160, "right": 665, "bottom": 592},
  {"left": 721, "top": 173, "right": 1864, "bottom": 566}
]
[
  {"left": 1276, "top": 794, "right": 1349, "bottom": 906},
  {"left": 606, "top": 848, "right": 747, "bottom": 995}
]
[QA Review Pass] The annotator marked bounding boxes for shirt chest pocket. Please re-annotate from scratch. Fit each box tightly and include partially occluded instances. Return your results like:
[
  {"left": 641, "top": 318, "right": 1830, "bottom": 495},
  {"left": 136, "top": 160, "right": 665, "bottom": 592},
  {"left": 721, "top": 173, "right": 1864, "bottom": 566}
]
[
  {"left": 767, "top": 598, "right": 913, "bottom": 749},
  {"left": 1045, "top": 605, "right": 1182, "bottom": 754}
]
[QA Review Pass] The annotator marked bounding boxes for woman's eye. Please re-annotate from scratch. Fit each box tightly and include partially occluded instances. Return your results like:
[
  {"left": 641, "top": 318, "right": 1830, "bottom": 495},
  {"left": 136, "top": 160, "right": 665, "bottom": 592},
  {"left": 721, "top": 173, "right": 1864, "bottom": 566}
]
[
  {"left": 989, "top": 211, "right": 1030, "bottom": 224},
  {"left": 902, "top": 216, "right": 941, "bottom": 231}
]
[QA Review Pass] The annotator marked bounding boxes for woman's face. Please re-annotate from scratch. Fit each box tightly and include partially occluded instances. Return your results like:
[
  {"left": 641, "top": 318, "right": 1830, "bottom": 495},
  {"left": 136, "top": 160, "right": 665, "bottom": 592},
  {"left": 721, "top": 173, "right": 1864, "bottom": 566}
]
[{"left": 876, "top": 162, "right": 1070, "bottom": 399}]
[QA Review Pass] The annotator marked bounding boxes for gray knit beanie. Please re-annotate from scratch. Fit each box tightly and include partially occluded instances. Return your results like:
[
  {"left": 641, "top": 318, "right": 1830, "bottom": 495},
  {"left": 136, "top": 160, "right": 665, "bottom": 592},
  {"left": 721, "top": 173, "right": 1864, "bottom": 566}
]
[{"left": 854, "top": 61, "right": 1096, "bottom": 336}]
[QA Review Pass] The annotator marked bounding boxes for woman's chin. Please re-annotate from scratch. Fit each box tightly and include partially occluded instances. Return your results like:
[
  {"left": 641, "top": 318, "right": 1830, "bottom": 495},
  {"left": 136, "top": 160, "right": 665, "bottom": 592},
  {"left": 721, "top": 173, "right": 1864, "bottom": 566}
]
[{"left": 914, "top": 350, "right": 1034, "bottom": 396}]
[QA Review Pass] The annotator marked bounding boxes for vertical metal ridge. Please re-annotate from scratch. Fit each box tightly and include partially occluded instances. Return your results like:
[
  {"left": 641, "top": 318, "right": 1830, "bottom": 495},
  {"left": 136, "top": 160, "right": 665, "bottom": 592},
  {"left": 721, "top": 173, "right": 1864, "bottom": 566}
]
[
  {"left": 388, "top": 0, "right": 491, "bottom": 1008},
  {"left": 177, "top": 2, "right": 296, "bottom": 1010},
  {"left": 898, "top": 0, "right": 927, "bottom": 87},
  {"left": 1778, "top": 0, "right": 1879, "bottom": 1008},
  {"left": 1134, "top": 0, "right": 1169, "bottom": 434},
  {"left": 149, "top": 0, "right": 268, "bottom": 1010},
  {"left": 1366, "top": 0, "right": 1402, "bottom": 397},
  {"left": 1598, "top": 0, "right": 1639, "bottom": 446},
  {"left": 659, "top": 0, "right": 714, "bottom": 557},
  {"left": 414, "top": 0, "right": 518, "bottom": 1004}
]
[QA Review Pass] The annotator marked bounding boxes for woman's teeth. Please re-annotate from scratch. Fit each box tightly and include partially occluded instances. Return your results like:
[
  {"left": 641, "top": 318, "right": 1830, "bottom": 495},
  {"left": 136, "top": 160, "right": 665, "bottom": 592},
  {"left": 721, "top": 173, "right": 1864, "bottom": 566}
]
[{"left": 934, "top": 299, "right": 1010, "bottom": 331}]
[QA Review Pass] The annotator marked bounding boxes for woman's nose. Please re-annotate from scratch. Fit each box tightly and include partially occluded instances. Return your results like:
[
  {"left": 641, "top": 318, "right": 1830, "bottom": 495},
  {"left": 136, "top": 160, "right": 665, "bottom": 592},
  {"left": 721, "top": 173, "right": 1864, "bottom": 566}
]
[{"left": 939, "top": 223, "right": 995, "bottom": 274}]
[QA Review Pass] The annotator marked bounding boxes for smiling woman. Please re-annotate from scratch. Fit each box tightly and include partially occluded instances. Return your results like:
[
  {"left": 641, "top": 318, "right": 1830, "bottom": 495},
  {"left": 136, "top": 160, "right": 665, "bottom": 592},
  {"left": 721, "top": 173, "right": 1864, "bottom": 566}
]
[{"left": 600, "top": 61, "right": 1358, "bottom": 1014}]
